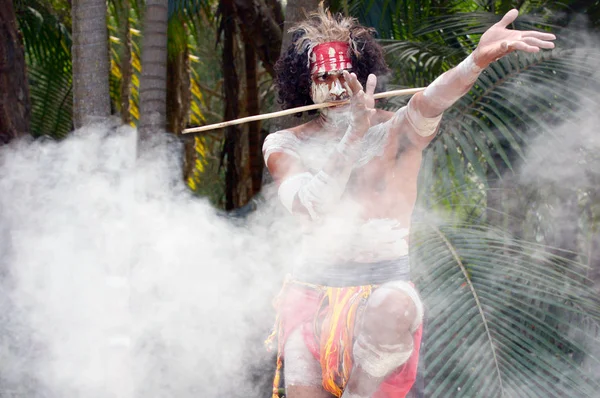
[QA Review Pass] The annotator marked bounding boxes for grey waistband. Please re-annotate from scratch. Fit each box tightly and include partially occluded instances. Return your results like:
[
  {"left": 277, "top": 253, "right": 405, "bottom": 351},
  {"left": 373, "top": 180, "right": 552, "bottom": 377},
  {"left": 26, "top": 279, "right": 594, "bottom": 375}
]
[{"left": 293, "top": 257, "right": 410, "bottom": 287}]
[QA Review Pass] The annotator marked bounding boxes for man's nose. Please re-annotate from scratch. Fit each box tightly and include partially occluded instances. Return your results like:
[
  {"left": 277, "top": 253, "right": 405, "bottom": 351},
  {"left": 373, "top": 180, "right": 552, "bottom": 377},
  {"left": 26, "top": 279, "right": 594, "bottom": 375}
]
[{"left": 329, "top": 79, "right": 346, "bottom": 97}]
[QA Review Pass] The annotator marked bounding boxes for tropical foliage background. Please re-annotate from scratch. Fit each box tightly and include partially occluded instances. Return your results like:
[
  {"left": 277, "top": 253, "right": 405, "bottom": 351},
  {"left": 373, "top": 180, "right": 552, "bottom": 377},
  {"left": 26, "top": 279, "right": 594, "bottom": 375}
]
[{"left": 2, "top": 0, "right": 600, "bottom": 396}]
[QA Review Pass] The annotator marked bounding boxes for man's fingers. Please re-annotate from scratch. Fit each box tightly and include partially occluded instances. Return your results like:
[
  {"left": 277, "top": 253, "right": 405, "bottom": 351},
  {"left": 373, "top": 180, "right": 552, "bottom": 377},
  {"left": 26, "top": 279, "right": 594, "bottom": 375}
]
[
  {"left": 496, "top": 9, "right": 519, "bottom": 28},
  {"left": 355, "top": 89, "right": 365, "bottom": 102},
  {"left": 523, "top": 37, "right": 555, "bottom": 49},
  {"left": 352, "top": 73, "right": 364, "bottom": 93},
  {"left": 508, "top": 41, "right": 539, "bottom": 53},
  {"left": 343, "top": 81, "right": 354, "bottom": 96},
  {"left": 343, "top": 70, "right": 363, "bottom": 94},
  {"left": 522, "top": 31, "right": 556, "bottom": 41},
  {"left": 365, "top": 74, "right": 377, "bottom": 96}
]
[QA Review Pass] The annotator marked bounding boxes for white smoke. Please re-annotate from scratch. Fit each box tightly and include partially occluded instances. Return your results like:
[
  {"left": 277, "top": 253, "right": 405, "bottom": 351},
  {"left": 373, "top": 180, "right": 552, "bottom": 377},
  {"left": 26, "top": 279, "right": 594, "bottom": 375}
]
[{"left": 0, "top": 122, "right": 298, "bottom": 397}]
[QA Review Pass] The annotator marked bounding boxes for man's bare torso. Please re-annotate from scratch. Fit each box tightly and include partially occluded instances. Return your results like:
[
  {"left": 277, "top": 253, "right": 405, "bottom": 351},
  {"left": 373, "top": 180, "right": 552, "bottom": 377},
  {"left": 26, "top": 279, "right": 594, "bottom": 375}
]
[{"left": 284, "top": 108, "right": 424, "bottom": 228}]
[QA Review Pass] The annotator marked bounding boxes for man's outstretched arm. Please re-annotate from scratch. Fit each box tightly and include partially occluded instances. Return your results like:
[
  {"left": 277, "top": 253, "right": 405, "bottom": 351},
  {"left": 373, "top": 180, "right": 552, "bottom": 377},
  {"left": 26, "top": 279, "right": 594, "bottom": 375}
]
[{"left": 400, "top": 9, "right": 556, "bottom": 148}]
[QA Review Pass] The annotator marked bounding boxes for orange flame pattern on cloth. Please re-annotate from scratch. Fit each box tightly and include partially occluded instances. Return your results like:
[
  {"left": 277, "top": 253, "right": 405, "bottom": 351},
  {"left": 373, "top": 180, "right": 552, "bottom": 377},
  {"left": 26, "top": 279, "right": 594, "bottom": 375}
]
[
  {"left": 265, "top": 281, "right": 371, "bottom": 397},
  {"left": 316, "top": 286, "right": 372, "bottom": 396}
]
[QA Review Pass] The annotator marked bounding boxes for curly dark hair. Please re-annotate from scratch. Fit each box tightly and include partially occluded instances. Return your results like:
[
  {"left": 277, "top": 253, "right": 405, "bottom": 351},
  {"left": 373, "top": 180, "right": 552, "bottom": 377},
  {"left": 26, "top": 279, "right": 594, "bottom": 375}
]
[{"left": 274, "top": 16, "right": 390, "bottom": 115}]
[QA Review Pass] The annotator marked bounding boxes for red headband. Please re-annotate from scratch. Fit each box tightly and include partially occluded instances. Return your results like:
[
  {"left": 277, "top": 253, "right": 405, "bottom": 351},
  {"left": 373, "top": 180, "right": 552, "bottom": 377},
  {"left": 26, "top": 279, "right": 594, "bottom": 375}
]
[{"left": 310, "top": 41, "right": 353, "bottom": 75}]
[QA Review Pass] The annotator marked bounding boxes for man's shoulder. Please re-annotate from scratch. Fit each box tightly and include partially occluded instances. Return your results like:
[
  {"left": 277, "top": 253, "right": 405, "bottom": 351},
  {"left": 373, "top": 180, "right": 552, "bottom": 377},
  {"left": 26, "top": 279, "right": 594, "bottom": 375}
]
[
  {"left": 264, "top": 121, "right": 314, "bottom": 150},
  {"left": 270, "top": 119, "right": 318, "bottom": 138}
]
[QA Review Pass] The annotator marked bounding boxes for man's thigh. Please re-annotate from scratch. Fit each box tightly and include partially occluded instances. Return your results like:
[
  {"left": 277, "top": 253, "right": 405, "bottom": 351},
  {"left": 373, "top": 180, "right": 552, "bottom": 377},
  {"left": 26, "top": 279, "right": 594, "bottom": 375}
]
[{"left": 284, "top": 328, "right": 326, "bottom": 396}]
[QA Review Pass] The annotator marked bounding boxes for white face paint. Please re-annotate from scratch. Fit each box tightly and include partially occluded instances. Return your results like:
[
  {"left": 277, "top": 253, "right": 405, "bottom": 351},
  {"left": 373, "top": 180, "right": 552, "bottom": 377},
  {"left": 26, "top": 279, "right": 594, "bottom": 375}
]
[
  {"left": 329, "top": 79, "right": 345, "bottom": 97},
  {"left": 310, "top": 82, "right": 331, "bottom": 104},
  {"left": 310, "top": 71, "right": 350, "bottom": 105}
]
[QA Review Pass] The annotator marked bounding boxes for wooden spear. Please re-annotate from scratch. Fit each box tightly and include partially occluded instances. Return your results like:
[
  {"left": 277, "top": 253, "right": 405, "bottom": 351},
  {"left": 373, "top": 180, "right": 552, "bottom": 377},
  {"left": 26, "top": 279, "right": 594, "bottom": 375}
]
[{"left": 182, "top": 87, "right": 425, "bottom": 134}]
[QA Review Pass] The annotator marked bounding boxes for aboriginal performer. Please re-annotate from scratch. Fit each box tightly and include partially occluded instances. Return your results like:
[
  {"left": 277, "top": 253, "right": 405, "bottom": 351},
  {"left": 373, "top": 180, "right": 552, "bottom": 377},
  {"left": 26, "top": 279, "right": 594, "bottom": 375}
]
[{"left": 263, "top": 6, "right": 555, "bottom": 398}]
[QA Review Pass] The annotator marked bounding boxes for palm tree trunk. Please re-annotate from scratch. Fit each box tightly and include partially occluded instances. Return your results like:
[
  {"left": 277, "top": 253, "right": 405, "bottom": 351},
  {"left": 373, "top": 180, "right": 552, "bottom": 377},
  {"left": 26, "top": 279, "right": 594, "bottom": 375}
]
[
  {"left": 263, "top": 0, "right": 321, "bottom": 186},
  {"left": 264, "top": 0, "right": 284, "bottom": 29},
  {"left": 119, "top": 0, "right": 132, "bottom": 125},
  {"left": 166, "top": 37, "right": 191, "bottom": 135},
  {"left": 221, "top": 0, "right": 241, "bottom": 210},
  {"left": 244, "top": 42, "right": 263, "bottom": 196},
  {"left": 280, "top": 0, "right": 321, "bottom": 57},
  {"left": 166, "top": 31, "right": 194, "bottom": 181},
  {"left": 138, "top": 0, "right": 168, "bottom": 142},
  {"left": 0, "top": 0, "right": 30, "bottom": 144},
  {"left": 273, "top": 0, "right": 320, "bottom": 130},
  {"left": 71, "top": 0, "right": 111, "bottom": 128},
  {"left": 232, "top": 0, "right": 282, "bottom": 78}
]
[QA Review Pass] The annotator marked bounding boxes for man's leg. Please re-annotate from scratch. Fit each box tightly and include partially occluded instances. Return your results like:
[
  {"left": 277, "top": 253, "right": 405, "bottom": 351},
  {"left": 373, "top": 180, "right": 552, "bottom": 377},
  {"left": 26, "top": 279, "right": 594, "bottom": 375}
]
[
  {"left": 342, "top": 281, "right": 424, "bottom": 398},
  {"left": 284, "top": 328, "right": 334, "bottom": 398},
  {"left": 408, "top": 309, "right": 427, "bottom": 398},
  {"left": 286, "top": 386, "right": 336, "bottom": 398}
]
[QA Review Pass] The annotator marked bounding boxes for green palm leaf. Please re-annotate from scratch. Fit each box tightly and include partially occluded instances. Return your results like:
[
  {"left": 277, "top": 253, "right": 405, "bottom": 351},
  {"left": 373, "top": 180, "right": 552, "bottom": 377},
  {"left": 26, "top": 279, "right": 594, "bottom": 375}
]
[
  {"left": 383, "top": 39, "right": 458, "bottom": 86},
  {"left": 381, "top": 10, "right": 599, "bottom": 187},
  {"left": 421, "top": 45, "right": 600, "bottom": 188},
  {"left": 16, "top": 0, "right": 73, "bottom": 138},
  {"left": 412, "top": 221, "right": 600, "bottom": 397},
  {"left": 416, "top": 11, "right": 558, "bottom": 41}
]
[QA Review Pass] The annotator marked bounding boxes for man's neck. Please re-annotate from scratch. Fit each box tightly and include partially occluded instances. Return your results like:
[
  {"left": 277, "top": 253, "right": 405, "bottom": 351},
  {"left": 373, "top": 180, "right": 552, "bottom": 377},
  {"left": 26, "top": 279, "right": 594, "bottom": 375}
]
[{"left": 319, "top": 106, "right": 351, "bottom": 134}]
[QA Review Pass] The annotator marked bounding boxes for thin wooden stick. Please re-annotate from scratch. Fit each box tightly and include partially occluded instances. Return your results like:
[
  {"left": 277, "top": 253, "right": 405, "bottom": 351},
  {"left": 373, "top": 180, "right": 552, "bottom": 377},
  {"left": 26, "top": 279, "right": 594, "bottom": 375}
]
[{"left": 182, "top": 87, "right": 425, "bottom": 134}]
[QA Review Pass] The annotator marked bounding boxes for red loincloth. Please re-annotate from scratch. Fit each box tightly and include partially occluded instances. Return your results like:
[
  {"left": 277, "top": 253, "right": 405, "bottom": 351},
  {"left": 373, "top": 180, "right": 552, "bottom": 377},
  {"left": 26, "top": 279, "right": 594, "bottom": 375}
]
[{"left": 269, "top": 280, "right": 422, "bottom": 398}]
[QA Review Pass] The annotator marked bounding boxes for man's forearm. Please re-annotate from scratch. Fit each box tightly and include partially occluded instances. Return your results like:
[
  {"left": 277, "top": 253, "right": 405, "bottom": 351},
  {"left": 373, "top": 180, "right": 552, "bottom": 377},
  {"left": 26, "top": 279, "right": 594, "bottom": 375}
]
[
  {"left": 278, "top": 125, "right": 364, "bottom": 220},
  {"left": 420, "top": 52, "right": 484, "bottom": 117}
]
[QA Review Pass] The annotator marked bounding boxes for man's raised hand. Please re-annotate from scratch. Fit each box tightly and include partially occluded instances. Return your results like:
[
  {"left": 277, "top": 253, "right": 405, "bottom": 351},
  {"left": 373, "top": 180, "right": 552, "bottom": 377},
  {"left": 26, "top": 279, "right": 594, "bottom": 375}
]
[
  {"left": 474, "top": 9, "right": 556, "bottom": 67},
  {"left": 343, "top": 71, "right": 377, "bottom": 134}
]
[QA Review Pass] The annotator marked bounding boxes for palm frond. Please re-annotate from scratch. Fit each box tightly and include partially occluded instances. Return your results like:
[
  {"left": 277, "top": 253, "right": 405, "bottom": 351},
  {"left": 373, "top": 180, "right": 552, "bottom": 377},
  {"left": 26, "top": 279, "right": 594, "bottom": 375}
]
[
  {"left": 382, "top": 40, "right": 461, "bottom": 86},
  {"left": 416, "top": 11, "right": 558, "bottom": 41},
  {"left": 17, "top": 0, "right": 73, "bottom": 138},
  {"left": 412, "top": 221, "right": 600, "bottom": 397},
  {"left": 423, "top": 46, "right": 600, "bottom": 190},
  {"left": 382, "top": 10, "right": 591, "bottom": 189},
  {"left": 169, "top": 0, "right": 213, "bottom": 33},
  {"left": 349, "top": 0, "right": 470, "bottom": 40}
]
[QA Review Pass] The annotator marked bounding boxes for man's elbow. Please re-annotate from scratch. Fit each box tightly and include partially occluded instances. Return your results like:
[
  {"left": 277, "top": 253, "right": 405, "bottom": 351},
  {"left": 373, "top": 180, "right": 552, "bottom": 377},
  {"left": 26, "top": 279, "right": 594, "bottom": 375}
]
[
  {"left": 405, "top": 95, "right": 442, "bottom": 149},
  {"left": 408, "top": 128, "right": 437, "bottom": 150}
]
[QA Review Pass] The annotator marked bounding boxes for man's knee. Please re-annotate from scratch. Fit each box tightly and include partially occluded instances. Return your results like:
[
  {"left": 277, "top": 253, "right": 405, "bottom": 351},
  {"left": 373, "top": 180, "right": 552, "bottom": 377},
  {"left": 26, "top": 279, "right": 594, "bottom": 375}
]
[
  {"left": 361, "top": 281, "right": 424, "bottom": 340},
  {"left": 351, "top": 282, "right": 424, "bottom": 379}
]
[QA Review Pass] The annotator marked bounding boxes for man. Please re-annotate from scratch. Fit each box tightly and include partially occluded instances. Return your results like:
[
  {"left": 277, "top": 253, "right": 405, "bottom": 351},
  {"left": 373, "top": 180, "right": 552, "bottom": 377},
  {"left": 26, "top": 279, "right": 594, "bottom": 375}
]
[{"left": 263, "top": 6, "right": 555, "bottom": 398}]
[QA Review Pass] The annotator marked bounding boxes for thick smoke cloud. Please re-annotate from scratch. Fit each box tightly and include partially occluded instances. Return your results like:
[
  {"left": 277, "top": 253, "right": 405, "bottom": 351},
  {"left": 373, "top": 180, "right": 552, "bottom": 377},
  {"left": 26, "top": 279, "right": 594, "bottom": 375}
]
[{"left": 0, "top": 123, "right": 298, "bottom": 397}]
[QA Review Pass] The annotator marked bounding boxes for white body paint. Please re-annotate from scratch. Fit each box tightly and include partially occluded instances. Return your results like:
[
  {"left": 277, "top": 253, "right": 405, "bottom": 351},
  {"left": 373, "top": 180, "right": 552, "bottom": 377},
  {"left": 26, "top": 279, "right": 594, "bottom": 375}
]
[
  {"left": 328, "top": 79, "right": 346, "bottom": 98},
  {"left": 405, "top": 104, "right": 443, "bottom": 137},
  {"left": 310, "top": 78, "right": 348, "bottom": 104},
  {"left": 311, "top": 82, "right": 332, "bottom": 104},
  {"left": 422, "top": 52, "right": 483, "bottom": 110}
]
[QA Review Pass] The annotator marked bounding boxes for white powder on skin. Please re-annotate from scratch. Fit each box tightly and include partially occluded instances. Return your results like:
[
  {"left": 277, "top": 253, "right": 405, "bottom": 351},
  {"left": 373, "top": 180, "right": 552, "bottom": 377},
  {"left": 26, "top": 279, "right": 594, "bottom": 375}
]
[{"left": 311, "top": 82, "right": 331, "bottom": 104}]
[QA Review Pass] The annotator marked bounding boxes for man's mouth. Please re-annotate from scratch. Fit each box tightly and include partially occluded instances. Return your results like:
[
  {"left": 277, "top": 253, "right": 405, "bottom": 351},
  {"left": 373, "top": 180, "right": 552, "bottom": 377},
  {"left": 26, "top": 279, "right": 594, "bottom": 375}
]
[{"left": 329, "top": 95, "right": 350, "bottom": 103}]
